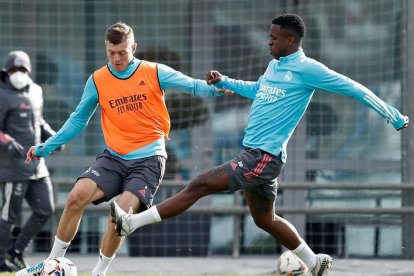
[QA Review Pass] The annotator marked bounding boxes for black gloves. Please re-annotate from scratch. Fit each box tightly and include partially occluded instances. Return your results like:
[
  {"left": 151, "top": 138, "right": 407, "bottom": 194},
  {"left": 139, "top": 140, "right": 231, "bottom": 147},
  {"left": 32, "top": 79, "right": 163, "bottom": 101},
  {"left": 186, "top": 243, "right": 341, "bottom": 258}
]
[{"left": 6, "top": 138, "right": 26, "bottom": 158}]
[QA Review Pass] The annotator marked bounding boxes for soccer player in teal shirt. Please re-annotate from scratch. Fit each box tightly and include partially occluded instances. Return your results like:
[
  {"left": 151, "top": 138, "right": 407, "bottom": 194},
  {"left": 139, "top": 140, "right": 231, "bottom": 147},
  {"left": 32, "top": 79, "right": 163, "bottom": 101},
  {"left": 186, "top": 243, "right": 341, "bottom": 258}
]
[{"left": 111, "top": 14, "right": 409, "bottom": 276}]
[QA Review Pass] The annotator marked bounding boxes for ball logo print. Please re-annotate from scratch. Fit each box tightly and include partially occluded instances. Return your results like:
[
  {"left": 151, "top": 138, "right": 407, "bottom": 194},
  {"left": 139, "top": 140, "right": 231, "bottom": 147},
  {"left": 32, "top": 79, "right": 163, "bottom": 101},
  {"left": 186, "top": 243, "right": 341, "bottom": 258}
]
[
  {"left": 41, "top": 257, "right": 77, "bottom": 276},
  {"left": 277, "top": 251, "right": 309, "bottom": 276}
]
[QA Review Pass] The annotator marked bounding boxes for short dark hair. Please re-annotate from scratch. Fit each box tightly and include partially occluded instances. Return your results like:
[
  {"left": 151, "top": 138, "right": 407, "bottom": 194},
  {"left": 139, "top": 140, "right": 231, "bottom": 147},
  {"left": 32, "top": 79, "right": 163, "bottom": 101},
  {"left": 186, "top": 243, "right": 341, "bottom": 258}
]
[
  {"left": 272, "top": 14, "right": 306, "bottom": 39},
  {"left": 105, "top": 22, "right": 134, "bottom": 44}
]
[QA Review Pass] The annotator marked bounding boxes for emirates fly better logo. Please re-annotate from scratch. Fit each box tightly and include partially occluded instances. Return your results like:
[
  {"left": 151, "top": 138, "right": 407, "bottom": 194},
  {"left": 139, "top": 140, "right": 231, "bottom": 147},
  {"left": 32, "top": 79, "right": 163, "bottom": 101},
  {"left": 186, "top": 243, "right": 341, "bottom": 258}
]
[{"left": 109, "top": 93, "right": 147, "bottom": 114}]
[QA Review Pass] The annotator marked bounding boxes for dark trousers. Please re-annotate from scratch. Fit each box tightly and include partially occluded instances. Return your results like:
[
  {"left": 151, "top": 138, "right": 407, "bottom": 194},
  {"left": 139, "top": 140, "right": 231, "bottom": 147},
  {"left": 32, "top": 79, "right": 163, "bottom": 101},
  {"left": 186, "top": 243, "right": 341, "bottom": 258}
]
[{"left": 0, "top": 177, "right": 54, "bottom": 262}]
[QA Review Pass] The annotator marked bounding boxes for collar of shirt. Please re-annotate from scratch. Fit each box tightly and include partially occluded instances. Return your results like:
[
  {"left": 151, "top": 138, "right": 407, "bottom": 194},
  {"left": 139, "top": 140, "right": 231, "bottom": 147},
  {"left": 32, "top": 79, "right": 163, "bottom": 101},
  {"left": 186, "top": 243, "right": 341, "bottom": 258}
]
[
  {"left": 107, "top": 58, "right": 140, "bottom": 78},
  {"left": 277, "top": 49, "right": 305, "bottom": 65}
]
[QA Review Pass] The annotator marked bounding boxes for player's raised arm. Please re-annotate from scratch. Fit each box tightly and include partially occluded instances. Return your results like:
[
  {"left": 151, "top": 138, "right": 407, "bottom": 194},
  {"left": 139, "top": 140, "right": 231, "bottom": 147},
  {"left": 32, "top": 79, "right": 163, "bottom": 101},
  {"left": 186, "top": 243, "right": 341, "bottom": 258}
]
[
  {"left": 206, "top": 71, "right": 261, "bottom": 100},
  {"left": 304, "top": 60, "right": 409, "bottom": 131},
  {"left": 157, "top": 63, "right": 223, "bottom": 97}
]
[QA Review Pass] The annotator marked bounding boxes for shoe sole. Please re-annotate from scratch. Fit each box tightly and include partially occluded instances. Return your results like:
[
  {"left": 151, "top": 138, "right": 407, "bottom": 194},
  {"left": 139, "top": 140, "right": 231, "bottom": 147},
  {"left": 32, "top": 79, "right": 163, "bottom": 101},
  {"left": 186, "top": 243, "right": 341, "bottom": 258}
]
[
  {"left": 110, "top": 202, "right": 127, "bottom": 236},
  {"left": 317, "top": 257, "right": 333, "bottom": 276},
  {"left": 116, "top": 218, "right": 126, "bottom": 236},
  {"left": 110, "top": 202, "right": 116, "bottom": 223}
]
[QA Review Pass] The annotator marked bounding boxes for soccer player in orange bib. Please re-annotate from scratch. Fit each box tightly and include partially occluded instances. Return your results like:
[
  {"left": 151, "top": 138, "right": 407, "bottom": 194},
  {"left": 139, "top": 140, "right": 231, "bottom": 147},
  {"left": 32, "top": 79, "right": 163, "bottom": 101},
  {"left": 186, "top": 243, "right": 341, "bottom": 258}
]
[{"left": 22, "top": 22, "right": 227, "bottom": 276}]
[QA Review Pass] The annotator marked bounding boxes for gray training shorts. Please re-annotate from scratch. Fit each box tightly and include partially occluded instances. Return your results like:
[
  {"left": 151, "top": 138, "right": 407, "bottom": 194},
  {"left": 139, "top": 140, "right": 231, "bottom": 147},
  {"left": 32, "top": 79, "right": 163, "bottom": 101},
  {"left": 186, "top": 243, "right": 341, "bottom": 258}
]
[
  {"left": 79, "top": 150, "right": 166, "bottom": 208},
  {"left": 225, "top": 148, "right": 284, "bottom": 200}
]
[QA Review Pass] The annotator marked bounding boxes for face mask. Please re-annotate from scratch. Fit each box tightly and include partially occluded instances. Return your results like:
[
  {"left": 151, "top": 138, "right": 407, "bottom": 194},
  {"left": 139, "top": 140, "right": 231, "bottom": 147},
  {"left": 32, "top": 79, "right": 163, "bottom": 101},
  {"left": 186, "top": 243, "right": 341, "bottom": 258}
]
[{"left": 9, "top": 71, "right": 32, "bottom": 90}]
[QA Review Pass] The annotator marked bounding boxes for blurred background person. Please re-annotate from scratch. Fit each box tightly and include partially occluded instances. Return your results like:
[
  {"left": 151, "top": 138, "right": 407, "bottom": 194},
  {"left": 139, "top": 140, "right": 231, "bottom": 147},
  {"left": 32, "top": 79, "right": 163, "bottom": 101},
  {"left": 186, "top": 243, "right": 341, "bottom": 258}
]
[{"left": 0, "top": 51, "right": 58, "bottom": 272}]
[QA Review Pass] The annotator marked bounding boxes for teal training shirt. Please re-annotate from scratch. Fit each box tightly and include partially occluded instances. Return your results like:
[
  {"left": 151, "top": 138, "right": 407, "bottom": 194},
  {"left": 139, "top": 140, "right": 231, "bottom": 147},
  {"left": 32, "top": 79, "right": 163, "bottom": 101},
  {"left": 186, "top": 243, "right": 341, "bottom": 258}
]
[
  {"left": 214, "top": 49, "right": 408, "bottom": 163},
  {"left": 34, "top": 58, "right": 221, "bottom": 159}
]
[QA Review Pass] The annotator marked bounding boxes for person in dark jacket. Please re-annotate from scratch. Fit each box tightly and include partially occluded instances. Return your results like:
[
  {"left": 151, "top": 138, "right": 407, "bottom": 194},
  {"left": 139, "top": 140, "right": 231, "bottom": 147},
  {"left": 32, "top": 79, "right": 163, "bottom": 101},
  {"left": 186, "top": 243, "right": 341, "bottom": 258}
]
[{"left": 0, "top": 51, "right": 59, "bottom": 272}]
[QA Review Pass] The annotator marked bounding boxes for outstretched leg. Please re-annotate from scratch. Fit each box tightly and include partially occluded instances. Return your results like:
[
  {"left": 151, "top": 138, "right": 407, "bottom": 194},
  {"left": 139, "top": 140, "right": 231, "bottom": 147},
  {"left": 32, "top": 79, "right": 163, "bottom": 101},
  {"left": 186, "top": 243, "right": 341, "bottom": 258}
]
[
  {"left": 158, "top": 164, "right": 229, "bottom": 219},
  {"left": 111, "top": 164, "right": 230, "bottom": 235}
]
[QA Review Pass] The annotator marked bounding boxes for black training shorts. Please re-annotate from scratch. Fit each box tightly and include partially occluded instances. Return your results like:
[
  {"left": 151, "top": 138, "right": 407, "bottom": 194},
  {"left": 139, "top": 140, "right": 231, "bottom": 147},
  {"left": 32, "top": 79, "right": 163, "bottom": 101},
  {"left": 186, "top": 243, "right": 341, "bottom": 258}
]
[
  {"left": 79, "top": 150, "right": 166, "bottom": 208},
  {"left": 225, "top": 148, "right": 284, "bottom": 200}
]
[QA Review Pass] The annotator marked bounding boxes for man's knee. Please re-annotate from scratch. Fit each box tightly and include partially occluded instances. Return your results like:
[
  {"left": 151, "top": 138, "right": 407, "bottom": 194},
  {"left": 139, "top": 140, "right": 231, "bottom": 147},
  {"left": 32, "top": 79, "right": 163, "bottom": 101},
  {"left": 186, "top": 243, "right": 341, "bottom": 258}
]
[
  {"left": 66, "top": 178, "right": 102, "bottom": 209},
  {"left": 251, "top": 209, "right": 278, "bottom": 231},
  {"left": 252, "top": 215, "right": 271, "bottom": 230},
  {"left": 66, "top": 188, "right": 92, "bottom": 210}
]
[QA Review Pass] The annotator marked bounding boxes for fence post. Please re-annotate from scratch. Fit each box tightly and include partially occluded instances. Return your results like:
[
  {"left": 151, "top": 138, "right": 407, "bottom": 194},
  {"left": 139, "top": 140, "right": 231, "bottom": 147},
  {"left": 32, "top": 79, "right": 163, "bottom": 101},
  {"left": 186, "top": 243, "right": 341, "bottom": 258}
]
[
  {"left": 232, "top": 191, "right": 242, "bottom": 257},
  {"left": 401, "top": 0, "right": 414, "bottom": 260}
]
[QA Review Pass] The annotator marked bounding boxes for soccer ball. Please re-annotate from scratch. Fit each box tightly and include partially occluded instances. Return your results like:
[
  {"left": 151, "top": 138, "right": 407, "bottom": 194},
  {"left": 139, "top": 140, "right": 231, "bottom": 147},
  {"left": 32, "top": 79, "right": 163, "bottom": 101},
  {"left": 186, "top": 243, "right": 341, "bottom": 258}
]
[
  {"left": 277, "top": 251, "right": 309, "bottom": 276},
  {"left": 41, "top": 257, "right": 77, "bottom": 276}
]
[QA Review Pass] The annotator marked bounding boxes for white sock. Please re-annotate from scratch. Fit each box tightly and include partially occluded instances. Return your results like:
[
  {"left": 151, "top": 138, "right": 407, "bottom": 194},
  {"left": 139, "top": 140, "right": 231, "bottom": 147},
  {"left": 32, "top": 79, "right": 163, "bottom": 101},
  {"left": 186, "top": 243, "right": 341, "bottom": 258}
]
[
  {"left": 47, "top": 236, "right": 71, "bottom": 260},
  {"left": 92, "top": 249, "right": 115, "bottom": 276},
  {"left": 131, "top": 206, "right": 162, "bottom": 230},
  {"left": 292, "top": 241, "right": 317, "bottom": 270}
]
